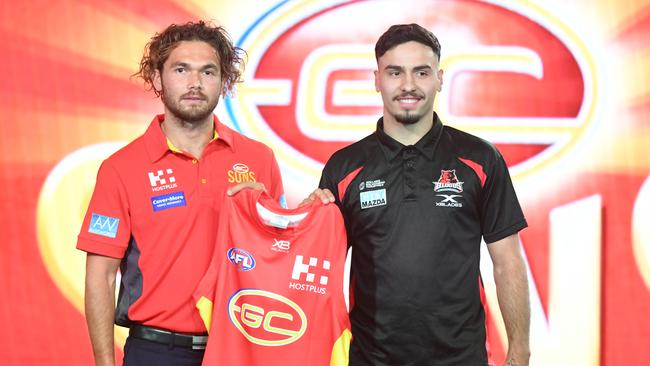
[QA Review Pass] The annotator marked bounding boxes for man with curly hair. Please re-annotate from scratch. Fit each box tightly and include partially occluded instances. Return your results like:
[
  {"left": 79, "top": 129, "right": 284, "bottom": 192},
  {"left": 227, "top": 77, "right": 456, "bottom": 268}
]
[{"left": 77, "top": 21, "right": 285, "bottom": 366}]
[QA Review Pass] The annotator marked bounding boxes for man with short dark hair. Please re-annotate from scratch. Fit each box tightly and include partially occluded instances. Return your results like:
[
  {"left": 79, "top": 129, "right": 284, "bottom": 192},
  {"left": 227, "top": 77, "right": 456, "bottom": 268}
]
[
  {"left": 310, "top": 23, "right": 531, "bottom": 365},
  {"left": 78, "top": 21, "right": 284, "bottom": 366}
]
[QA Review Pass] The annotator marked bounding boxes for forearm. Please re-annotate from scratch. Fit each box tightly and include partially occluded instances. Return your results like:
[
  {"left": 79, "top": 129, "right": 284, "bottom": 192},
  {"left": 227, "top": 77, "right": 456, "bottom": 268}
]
[
  {"left": 494, "top": 254, "right": 530, "bottom": 365},
  {"left": 84, "top": 255, "right": 119, "bottom": 366}
]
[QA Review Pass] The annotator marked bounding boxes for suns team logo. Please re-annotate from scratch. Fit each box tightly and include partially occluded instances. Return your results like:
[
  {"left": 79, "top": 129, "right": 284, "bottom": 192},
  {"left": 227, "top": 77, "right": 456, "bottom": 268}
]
[
  {"left": 227, "top": 0, "right": 599, "bottom": 197},
  {"left": 227, "top": 163, "right": 257, "bottom": 184}
]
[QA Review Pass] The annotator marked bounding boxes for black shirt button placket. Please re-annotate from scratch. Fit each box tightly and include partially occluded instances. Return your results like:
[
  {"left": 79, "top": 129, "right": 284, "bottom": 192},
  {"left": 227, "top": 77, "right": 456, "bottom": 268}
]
[{"left": 403, "top": 147, "right": 417, "bottom": 200}]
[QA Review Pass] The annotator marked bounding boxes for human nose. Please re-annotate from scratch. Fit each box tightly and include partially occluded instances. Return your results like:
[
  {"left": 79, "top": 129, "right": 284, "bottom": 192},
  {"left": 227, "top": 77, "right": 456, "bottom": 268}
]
[
  {"left": 400, "top": 72, "right": 415, "bottom": 91},
  {"left": 187, "top": 70, "right": 202, "bottom": 89}
]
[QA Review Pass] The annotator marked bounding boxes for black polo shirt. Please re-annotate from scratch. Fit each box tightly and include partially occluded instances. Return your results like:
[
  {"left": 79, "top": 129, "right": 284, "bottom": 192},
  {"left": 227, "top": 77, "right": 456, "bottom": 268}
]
[{"left": 319, "top": 113, "right": 527, "bottom": 366}]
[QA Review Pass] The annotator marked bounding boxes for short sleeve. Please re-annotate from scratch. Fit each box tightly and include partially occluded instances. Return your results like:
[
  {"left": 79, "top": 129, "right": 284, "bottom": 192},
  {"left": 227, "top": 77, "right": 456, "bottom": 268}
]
[
  {"left": 76, "top": 160, "right": 131, "bottom": 258},
  {"left": 480, "top": 147, "right": 527, "bottom": 244}
]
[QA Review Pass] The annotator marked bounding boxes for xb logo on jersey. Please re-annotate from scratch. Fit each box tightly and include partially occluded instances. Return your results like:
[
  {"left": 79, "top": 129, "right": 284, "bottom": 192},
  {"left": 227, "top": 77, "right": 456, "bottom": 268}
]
[
  {"left": 271, "top": 239, "right": 291, "bottom": 253},
  {"left": 228, "top": 289, "right": 307, "bottom": 346},
  {"left": 148, "top": 168, "right": 177, "bottom": 192}
]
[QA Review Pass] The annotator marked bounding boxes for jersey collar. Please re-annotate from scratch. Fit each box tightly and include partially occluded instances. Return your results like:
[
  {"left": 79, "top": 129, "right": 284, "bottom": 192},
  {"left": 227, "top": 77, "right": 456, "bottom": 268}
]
[
  {"left": 144, "top": 114, "right": 235, "bottom": 162},
  {"left": 375, "top": 112, "right": 444, "bottom": 162}
]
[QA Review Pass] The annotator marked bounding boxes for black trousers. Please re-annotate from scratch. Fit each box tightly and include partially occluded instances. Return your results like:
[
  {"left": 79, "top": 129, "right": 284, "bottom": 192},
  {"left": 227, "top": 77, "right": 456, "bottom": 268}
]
[{"left": 123, "top": 336, "right": 205, "bottom": 366}]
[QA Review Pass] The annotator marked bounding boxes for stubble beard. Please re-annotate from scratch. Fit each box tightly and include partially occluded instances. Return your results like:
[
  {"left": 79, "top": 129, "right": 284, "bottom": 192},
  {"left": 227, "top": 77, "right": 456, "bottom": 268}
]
[
  {"left": 162, "top": 92, "right": 218, "bottom": 123},
  {"left": 160, "top": 81, "right": 219, "bottom": 124}
]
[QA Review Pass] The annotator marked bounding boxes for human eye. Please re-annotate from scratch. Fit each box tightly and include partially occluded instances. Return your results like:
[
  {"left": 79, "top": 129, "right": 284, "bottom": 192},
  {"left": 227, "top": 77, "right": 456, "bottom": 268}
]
[{"left": 173, "top": 66, "right": 186, "bottom": 73}]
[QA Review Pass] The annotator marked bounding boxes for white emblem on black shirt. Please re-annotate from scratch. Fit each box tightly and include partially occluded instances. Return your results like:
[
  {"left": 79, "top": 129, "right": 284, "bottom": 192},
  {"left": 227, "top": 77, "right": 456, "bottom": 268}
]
[{"left": 433, "top": 169, "right": 464, "bottom": 207}]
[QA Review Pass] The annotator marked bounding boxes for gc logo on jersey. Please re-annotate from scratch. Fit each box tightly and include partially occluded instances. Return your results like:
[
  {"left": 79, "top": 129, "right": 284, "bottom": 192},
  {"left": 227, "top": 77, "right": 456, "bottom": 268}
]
[
  {"left": 228, "top": 289, "right": 307, "bottom": 346},
  {"left": 227, "top": 248, "right": 256, "bottom": 271}
]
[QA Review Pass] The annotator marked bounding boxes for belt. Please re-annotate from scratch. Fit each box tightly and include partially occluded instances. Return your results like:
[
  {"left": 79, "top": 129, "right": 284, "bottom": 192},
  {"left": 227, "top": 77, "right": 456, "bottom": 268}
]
[{"left": 129, "top": 324, "right": 208, "bottom": 350}]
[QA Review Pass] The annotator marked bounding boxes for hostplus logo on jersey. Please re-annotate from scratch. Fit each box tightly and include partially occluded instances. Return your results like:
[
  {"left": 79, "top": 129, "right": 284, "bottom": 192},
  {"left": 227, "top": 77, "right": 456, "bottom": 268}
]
[
  {"left": 148, "top": 168, "right": 177, "bottom": 192},
  {"left": 434, "top": 169, "right": 464, "bottom": 208},
  {"left": 271, "top": 239, "right": 291, "bottom": 253},
  {"left": 289, "top": 255, "right": 330, "bottom": 295}
]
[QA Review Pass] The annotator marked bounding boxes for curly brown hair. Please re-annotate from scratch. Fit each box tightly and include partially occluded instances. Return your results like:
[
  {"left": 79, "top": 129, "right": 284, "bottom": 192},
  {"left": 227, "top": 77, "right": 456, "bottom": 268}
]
[{"left": 134, "top": 20, "right": 245, "bottom": 97}]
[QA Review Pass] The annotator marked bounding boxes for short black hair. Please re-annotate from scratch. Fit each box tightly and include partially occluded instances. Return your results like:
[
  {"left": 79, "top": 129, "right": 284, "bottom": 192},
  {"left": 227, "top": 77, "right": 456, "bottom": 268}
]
[{"left": 375, "top": 23, "right": 441, "bottom": 60}]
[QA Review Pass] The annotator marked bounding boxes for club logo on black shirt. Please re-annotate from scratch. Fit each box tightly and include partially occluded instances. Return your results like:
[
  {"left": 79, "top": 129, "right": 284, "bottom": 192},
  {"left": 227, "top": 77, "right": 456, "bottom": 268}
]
[{"left": 434, "top": 170, "right": 464, "bottom": 207}]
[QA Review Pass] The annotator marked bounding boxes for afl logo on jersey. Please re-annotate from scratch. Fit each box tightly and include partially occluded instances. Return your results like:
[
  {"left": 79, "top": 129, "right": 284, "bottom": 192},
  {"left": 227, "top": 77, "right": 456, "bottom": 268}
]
[
  {"left": 228, "top": 289, "right": 307, "bottom": 346},
  {"left": 227, "top": 0, "right": 598, "bottom": 185},
  {"left": 227, "top": 163, "right": 257, "bottom": 184},
  {"left": 227, "top": 248, "right": 256, "bottom": 271}
]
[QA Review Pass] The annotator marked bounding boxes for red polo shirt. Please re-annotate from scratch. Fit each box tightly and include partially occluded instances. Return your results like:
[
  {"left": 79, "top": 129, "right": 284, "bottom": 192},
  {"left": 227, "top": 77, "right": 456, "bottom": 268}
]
[{"left": 77, "top": 114, "right": 284, "bottom": 333}]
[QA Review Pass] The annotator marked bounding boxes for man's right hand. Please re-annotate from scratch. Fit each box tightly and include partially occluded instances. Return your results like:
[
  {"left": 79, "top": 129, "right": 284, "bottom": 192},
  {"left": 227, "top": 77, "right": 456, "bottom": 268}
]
[{"left": 299, "top": 188, "right": 335, "bottom": 207}]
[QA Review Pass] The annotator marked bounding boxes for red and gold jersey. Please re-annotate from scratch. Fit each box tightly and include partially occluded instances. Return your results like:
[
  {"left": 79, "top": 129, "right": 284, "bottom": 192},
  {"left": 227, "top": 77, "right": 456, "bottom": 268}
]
[
  {"left": 194, "top": 189, "right": 350, "bottom": 366},
  {"left": 76, "top": 115, "right": 284, "bottom": 332}
]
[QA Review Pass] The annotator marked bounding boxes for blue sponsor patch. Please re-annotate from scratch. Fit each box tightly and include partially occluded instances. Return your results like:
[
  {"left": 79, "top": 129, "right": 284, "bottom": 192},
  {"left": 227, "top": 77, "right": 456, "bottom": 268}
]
[
  {"left": 360, "top": 188, "right": 387, "bottom": 209},
  {"left": 88, "top": 213, "right": 119, "bottom": 238},
  {"left": 151, "top": 192, "right": 187, "bottom": 212},
  {"left": 227, "top": 247, "right": 256, "bottom": 271}
]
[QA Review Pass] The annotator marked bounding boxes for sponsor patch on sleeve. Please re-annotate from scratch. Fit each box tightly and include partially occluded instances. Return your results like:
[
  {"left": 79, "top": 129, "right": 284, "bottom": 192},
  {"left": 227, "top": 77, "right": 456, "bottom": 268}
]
[
  {"left": 151, "top": 192, "right": 187, "bottom": 212},
  {"left": 88, "top": 213, "right": 120, "bottom": 238}
]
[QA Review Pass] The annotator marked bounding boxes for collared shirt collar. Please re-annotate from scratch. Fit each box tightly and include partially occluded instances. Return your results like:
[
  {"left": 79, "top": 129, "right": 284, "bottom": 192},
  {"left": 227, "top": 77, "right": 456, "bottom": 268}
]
[
  {"left": 375, "top": 112, "right": 444, "bottom": 162},
  {"left": 144, "top": 114, "right": 235, "bottom": 162}
]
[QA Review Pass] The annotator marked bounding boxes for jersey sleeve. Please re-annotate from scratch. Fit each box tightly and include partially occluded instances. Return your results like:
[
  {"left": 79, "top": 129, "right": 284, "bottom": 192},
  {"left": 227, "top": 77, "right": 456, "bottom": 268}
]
[
  {"left": 480, "top": 147, "right": 528, "bottom": 244},
  {"left": 76, "top": 160, "right": 131, "bottom": 258}
]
